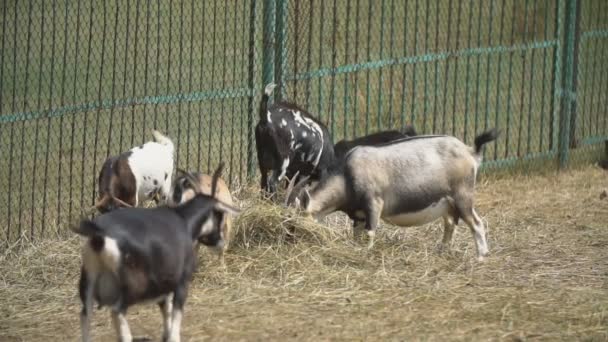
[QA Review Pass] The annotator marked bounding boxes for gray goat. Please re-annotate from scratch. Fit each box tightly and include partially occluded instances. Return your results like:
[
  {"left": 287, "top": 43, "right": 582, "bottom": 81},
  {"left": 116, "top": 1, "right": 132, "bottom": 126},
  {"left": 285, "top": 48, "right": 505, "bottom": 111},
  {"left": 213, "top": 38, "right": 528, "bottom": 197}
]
[
  {"left": 286, "top": 129, "right": 499, "bottom": 261},
  {"left": 72, "top": 163, "right": 240, "bottom": 342}
]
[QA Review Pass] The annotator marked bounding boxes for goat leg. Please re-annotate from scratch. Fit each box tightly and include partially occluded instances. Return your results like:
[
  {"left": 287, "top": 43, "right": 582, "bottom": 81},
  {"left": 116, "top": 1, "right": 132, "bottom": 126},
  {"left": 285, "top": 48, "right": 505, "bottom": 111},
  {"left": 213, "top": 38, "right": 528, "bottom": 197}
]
[
  {"left": 159, "top": 295, "right": 173, "bottom": 342},
  {"left": 111, "top": 309, "right": 133, "bottom": 342},
  {"left": 364, "top": 198, "right": 384, "bottom": 250},
  {"left": 167, "top": 285, "right": 188, "bottom": 342}
]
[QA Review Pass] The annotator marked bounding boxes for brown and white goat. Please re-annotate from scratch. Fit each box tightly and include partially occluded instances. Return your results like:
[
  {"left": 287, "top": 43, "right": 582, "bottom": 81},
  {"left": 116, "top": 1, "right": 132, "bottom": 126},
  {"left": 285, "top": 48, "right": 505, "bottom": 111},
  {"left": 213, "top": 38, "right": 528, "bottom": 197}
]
[
  {"left": 286, "top": 129, "right": 499, "bottom": 261},
  {"left": 73, "top": 163, "right": 240, "bottom": 342},
  {"left": 170, "top": 170, "right": 235, "bottom": 266},
  {"left": 95, "top": 130, "right": 174, "bottom": 213}
]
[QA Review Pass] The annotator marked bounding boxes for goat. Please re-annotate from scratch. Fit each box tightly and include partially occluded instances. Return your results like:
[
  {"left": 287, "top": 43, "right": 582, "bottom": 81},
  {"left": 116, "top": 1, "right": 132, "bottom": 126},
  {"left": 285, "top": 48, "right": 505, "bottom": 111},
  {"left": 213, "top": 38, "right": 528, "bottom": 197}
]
[
  {"left": 333, "top": 125, "right": 418, "bottom": 161},
  {"left": 170, "top": 169, "right": 235, "bottom": 266},
  {"left": 72, "top": 163, "right": 240, "bottom": 342},
  {"left": 255, "top": 83, "right": 335, "bottom": 197},
  {"left": 95, "top": 130, "right": 174, "bottom": 213},
  {"left": 286, "top": 129, "right": 499, "bottom": 261}
]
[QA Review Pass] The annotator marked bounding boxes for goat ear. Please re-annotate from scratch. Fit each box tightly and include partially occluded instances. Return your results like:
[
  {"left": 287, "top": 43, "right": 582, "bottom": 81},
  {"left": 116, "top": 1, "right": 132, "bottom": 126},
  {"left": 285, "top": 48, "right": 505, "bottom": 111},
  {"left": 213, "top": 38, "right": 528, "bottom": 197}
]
[
  {"left": 211, "top": 162, "right": 225, "bottom": 197},
  {"left": 214, "top": 200, "right": 241, "bottom": 216},
  {"left": 175, "top": 168, "right": 188, "bottom": 178}
]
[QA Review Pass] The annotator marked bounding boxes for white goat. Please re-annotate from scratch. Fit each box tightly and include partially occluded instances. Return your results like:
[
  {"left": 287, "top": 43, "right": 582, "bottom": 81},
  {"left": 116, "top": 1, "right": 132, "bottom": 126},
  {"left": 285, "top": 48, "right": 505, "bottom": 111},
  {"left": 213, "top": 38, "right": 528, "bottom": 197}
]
[{"left": 95, "top": 130, "right": 174, "bottom": 213}]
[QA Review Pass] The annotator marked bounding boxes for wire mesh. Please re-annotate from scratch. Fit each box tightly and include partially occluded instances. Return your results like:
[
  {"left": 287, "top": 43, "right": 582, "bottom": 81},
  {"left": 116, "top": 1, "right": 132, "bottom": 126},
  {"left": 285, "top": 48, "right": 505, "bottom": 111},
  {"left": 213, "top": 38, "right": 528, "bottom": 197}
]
[
  {"left": 0, "top": 0, "right": 262, "bottom": 243},
  {"left": 0, "top": 0, "right": 606, "bottom": 245}
]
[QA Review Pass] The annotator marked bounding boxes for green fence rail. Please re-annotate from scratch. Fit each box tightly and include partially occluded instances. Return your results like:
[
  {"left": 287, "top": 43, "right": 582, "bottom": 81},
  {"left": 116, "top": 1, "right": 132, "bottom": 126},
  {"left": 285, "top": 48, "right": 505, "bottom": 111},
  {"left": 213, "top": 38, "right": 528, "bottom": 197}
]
[{"left": 0, "top": 0, "right": 606, "bottom": 245}]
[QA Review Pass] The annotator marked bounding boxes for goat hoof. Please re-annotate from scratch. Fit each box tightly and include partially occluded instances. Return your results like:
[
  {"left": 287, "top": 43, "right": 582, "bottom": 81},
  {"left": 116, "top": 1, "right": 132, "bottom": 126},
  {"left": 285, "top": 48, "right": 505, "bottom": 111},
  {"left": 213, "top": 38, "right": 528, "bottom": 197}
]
[
  {"left": 477, "top": 252, "right": 490, "bottom": 262},
  {"left": 133, "top": 337, "right": 153, "bottom": 342}
]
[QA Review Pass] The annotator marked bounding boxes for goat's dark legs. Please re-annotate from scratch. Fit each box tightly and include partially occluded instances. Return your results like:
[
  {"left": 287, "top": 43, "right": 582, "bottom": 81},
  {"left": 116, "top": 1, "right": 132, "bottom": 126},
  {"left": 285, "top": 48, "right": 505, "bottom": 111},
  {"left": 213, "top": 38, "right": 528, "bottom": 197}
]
[
  {"left": 267, "top": 170, "right": 279, "bottom": 195},
  {"left": 78, "top": 268, "right": 94, "bottom": 342},
  {"left": 159, "top": 295, "right": 173, "bottom": 342},
  {"left": 260, "top": 169, "right": 269, "bottom": 193},
  {"left": 352, "top": 219, "right": 364, "bottom": 240}
]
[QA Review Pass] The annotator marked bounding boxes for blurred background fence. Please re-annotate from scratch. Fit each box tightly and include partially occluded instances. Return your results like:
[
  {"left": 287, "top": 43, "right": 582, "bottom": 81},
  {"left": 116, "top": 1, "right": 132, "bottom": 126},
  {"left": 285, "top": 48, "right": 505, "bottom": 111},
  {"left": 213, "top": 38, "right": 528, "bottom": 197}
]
[{"left": 0, "top": 0, "right": 606, "bottom": 245}]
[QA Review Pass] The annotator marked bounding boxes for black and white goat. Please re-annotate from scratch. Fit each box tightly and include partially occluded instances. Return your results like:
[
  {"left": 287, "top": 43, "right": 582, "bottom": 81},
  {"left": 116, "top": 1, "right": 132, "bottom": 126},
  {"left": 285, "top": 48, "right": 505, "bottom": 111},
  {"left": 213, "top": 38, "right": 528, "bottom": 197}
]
[
  {"left": 72, "top": 163, "right": 240, "bottom": 342},
  {"left": 333, "top": 125, "right": 418, "bottom": 161},
  {"left": 255, "top": 83, "right": 335, "bottom": 196},
  {"left": 286, "top": 129, "right": 499, "bottom": 261},
  {"left": 95, "top": 130, "right": 174, "bottom": 213}
]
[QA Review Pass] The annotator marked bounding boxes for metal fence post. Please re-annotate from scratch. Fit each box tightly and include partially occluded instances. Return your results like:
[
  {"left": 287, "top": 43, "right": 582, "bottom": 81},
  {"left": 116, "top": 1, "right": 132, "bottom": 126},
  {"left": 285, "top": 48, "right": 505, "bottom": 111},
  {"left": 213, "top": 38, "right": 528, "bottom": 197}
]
[
  {"left": 246, "top": 0, "right": 258, "bottom": 180},
  {"left": 275, "top": 0, "right": 288, "bottom": 101},
  {"left": 262, "top": 0, "right": 276, "bottom": 94},
  {"left": 558, "top": 0, "right": 580, "bottom": 168}
]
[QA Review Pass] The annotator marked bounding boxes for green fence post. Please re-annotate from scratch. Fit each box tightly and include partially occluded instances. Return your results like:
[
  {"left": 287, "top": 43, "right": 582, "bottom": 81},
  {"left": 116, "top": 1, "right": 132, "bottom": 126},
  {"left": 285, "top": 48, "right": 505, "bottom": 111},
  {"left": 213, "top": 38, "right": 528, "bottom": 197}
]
[
  {"left": 262, "top": 0, "right": 276, "bottom": 96},
  {"left": 248, "top": 0, "right": 275, "bottom": 180},
  {"left": 558, "top": 0, "right": 579, "bottom": 168},
  {"left": 246, "top": 0, "right": 258, "bottom": 180},
  {"left": 275, "top": 0, "right": 288, "bottom": 101}
]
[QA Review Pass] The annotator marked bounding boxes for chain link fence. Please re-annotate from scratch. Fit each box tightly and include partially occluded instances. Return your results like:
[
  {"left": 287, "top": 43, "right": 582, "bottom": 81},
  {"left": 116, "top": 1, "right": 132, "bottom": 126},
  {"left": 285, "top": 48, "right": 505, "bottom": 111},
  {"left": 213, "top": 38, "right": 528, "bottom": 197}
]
[
  {"left": 0, "top": 0, "right": 606, "bottom": 245},
  {"left": 276, "top": 0, "right": 607, "bottom": 169}
]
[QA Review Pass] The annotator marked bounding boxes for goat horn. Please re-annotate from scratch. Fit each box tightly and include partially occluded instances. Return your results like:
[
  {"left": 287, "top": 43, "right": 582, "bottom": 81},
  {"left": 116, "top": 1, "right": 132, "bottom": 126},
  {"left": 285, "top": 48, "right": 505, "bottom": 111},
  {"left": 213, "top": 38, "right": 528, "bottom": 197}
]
[
  {"left": 211, "top": 162, "right": 225, "bottom": 198},
  {"left": 176, "top": 168, "right": 192, "bottom": 178},
  {"left": 111, "top": 196, "right": 133, "bottom": 208},
  {"left": 176, "top": 168, "right": 200, "bottom": 192},
  {"left": 93, "top": 195, "right": 109, "bottom": 211},
  {"left": 284, "top": 171, "right": 300, "bottom": 206},
  {"left": 285, "top": 174, "right": 310, "bottom": 207}
]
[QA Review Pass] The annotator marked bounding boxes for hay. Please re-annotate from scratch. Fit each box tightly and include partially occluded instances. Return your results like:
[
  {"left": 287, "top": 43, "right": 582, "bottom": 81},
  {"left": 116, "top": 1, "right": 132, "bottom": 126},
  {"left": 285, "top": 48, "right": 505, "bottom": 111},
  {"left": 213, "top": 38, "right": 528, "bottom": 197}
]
[
  {"left": 230, "top": 197, "right": 344, "bottom": 248},
  {"left": 1, "top": 166, "right": 607, "bottom": 341}
]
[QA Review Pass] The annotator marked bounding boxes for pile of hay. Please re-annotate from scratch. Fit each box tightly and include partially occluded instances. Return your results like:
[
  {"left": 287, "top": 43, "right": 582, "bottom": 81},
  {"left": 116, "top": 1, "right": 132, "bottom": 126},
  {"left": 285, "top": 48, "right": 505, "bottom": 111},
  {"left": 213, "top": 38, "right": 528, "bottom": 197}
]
[
  {"left": 0, "top": 166, "right": 607, "bottom": 341},
  {"left": 230, "top": 197, "right": 345, "bottom": 247}
]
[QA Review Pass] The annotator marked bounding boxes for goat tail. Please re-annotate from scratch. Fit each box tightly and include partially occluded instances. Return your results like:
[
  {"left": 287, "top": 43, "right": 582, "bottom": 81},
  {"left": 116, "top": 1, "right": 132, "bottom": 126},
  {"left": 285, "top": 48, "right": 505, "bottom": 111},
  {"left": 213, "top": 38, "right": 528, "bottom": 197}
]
[
  {"left": 401, "top": 124, "right": 418, "bottom": 137},
  {"left": 473, "top": 128, "right": 500, "bottom": 155},
  {"left": 71, "top": 220, "right": 107, "bottom": 253},
  {"left": 152, "top": 130, "right": 175, "bottom": 151},
  {"left": 259, "top": 83, "right": 277, "bottom": 121}
]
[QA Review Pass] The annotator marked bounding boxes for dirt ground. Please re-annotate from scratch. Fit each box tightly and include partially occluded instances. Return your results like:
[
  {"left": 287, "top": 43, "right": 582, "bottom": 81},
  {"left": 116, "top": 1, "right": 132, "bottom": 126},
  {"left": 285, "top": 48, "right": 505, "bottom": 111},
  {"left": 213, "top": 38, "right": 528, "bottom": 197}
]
[{"left": 1, "top": 166, "right": 607, "bottom": 341}]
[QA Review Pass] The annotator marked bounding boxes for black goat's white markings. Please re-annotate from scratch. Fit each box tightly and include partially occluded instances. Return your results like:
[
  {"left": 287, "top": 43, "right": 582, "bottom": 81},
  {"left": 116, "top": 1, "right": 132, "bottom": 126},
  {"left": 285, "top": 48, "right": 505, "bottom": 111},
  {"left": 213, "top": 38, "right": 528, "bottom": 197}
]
[
  {"left": 269, "top": 108, "right": 326, "bottom": 178},
  {"left": 255, "top": 83, "right": 335, "bottom": 195},
  {"left": 286, "top": 110, "right": 324, "bottom": 168}
]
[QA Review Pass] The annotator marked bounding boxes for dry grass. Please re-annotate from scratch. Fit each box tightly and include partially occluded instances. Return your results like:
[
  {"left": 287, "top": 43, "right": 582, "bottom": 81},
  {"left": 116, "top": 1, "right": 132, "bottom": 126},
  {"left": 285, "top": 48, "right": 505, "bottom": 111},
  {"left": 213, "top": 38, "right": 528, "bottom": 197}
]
[{"left": 1, "top": 166, "right": 607, "bottom": 341}]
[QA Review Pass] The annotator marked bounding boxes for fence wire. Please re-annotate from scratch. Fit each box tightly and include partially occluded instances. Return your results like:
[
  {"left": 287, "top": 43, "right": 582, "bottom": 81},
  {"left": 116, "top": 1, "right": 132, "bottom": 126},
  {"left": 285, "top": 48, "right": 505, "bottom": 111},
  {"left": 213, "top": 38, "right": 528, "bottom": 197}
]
[{"left": 0, "top": 0, "right": 606, "bottom": 245}]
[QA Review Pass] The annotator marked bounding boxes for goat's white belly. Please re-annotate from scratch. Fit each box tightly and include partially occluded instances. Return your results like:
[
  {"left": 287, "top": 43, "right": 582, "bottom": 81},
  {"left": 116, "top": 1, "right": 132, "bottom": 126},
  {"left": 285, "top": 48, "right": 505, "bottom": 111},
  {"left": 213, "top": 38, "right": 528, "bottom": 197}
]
[{"left": 383, "top": 198, "right": 449, "bottom": 227}]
